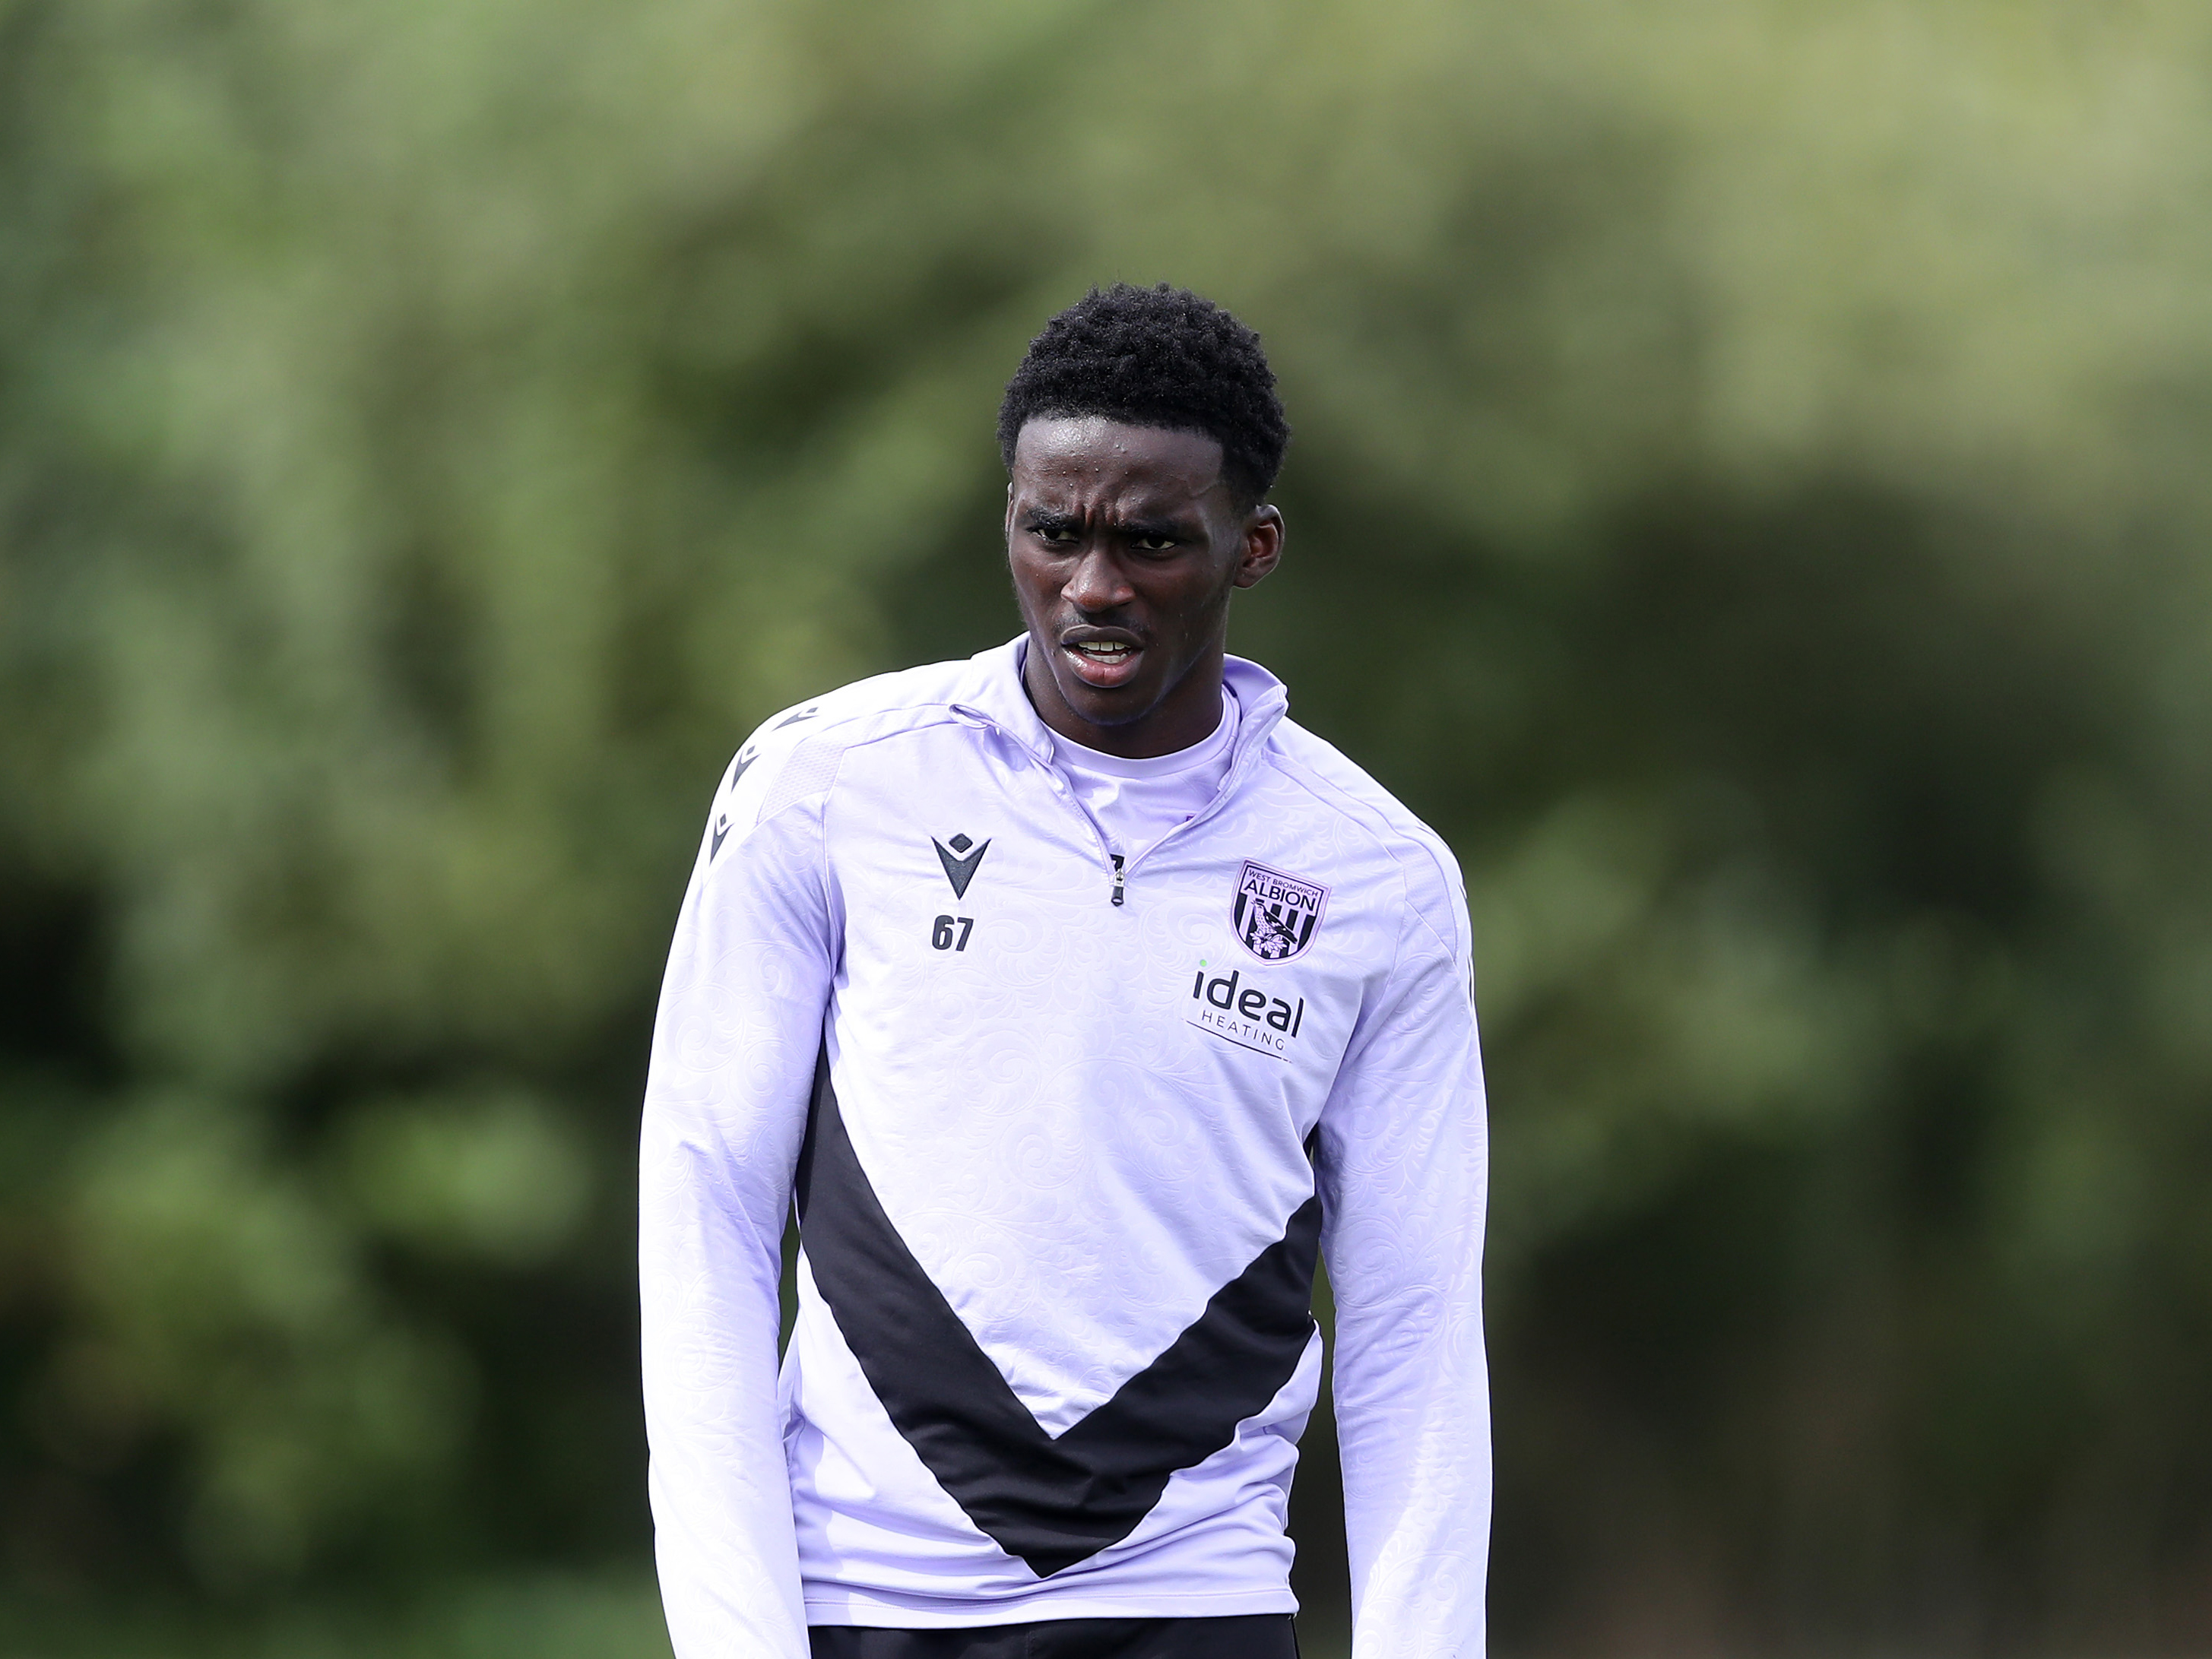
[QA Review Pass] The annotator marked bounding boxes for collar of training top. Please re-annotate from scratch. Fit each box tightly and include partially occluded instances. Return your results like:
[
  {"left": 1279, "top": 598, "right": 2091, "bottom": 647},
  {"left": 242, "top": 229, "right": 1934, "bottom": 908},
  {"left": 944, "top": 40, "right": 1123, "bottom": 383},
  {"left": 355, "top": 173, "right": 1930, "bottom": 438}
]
[{"left": 948, "top": 635, "right": 1291, "bottom": 772}]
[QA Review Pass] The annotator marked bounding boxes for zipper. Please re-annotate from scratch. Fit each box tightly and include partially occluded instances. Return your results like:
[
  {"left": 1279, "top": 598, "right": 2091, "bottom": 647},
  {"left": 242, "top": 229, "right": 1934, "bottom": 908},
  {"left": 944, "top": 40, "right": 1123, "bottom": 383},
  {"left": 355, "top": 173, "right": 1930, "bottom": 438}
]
[
  {"left": 974, "top": 723, "right": 1126, "bottom": 906},
  {"left": 1109, "top": 728, "right": 1272, "bottom": 891},
  {"left": 952, "top": 695, "right": 1276, "bottom": 909}
]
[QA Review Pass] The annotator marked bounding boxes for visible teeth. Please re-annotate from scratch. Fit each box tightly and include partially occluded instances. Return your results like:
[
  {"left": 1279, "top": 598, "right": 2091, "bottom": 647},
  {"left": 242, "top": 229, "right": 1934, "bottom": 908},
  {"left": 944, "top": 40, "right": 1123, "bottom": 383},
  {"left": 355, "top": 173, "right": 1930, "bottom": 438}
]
[{"left": 1077, "top": 641, "right": 1130, "bottom": 657}]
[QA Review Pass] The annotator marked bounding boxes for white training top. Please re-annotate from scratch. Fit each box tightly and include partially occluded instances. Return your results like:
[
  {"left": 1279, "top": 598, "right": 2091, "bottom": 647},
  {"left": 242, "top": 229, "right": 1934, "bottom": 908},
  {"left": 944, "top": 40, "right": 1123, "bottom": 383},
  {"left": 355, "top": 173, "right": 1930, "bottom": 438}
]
[
  {"left": 1047, "top": 682, "right": 1241, "bottom": 862},
  {"left": 639, "top": 639, "right": 1491, "bottom": 1659}
]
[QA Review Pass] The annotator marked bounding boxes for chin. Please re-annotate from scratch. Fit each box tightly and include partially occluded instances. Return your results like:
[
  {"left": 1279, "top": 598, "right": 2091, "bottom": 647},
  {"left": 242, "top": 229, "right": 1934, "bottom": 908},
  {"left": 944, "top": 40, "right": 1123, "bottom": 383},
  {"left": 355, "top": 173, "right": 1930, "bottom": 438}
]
[
  {"left": 1041, "top": 661, "right": 1133, "bottom": 714},
  {"left": 1064, "top": 690, "right": 1146, "bottom": 729}
]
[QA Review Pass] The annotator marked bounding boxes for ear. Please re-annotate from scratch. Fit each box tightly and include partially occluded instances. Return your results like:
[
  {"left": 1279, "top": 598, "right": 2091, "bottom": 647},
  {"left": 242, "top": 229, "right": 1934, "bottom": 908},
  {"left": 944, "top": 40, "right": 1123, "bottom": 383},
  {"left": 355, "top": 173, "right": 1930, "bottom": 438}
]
[{"left": 1231, "top": 504, "right": 1284, "bottom": 590}]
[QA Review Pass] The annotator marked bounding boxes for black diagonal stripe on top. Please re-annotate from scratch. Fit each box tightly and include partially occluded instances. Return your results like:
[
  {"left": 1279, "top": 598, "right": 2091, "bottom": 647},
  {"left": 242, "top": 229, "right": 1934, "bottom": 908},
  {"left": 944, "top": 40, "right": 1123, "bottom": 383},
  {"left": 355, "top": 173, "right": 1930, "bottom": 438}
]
[{"left": 796, "top": 1056, "right": 1322, "bottom": 1578}]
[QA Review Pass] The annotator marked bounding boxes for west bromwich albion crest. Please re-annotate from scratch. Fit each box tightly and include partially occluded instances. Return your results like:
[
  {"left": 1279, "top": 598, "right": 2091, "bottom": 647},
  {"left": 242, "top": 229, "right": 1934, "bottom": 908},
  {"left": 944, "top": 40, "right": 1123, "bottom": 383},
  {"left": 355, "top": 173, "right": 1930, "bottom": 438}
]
[{"left": 1234, "top": 860, "right": 1329, "bottom": 962}]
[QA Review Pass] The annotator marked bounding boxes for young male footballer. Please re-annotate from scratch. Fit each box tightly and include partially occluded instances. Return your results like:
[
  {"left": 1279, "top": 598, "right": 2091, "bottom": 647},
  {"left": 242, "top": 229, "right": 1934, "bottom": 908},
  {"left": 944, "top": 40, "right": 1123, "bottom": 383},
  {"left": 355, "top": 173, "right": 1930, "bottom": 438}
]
[{"left": 640, "top": 284, "right": 1490, "bottom": 1659}]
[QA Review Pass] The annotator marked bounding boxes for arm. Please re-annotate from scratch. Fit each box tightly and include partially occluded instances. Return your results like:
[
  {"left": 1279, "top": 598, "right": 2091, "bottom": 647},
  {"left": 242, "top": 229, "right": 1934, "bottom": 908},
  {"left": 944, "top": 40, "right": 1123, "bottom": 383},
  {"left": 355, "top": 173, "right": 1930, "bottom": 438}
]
[
  {"left": 639, "top": 745, "right": 838, "bottom": 1659},
  {"left": 1316, "top": 875, "right": 1491, "bottom": 1659}
]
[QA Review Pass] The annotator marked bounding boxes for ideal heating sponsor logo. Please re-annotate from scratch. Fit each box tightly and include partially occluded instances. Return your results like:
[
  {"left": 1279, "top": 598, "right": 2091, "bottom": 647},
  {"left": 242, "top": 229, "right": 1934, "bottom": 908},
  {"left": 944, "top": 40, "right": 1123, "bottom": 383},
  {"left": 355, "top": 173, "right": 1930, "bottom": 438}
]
[{"left": 1187, "top": 961, "right": 1306, "bottom": 1060}]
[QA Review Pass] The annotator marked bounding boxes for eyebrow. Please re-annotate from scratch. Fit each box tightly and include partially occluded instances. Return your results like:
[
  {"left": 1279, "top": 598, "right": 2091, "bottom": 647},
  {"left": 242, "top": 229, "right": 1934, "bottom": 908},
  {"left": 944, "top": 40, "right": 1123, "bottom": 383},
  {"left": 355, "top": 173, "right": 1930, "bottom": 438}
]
[{"left": 1020, "top": 508, "right": 1195, "bottom": 540}]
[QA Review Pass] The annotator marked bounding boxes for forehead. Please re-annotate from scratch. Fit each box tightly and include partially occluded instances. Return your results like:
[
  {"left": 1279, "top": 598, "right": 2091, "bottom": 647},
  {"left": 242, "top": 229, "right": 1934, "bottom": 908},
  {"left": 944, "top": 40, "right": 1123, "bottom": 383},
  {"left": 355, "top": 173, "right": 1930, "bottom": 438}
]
[{"left": 1011, "top": 416, "right": 1227, "bottom": 508}]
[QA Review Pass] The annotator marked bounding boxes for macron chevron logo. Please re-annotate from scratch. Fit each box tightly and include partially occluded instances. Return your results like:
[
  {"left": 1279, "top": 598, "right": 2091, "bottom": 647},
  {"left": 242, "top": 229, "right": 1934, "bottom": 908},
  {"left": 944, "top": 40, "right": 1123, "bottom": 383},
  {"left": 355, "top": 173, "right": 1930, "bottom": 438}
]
[{"left": 932, "top": 834, "right": 990, "bottom": 899}]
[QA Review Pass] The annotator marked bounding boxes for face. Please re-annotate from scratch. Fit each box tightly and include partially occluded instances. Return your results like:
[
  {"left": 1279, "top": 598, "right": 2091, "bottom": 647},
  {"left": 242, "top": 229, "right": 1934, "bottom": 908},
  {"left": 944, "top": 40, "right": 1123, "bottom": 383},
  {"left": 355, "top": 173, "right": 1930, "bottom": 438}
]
[{"left": 1006, "top": 416, "right": 1283, "bottom": 758}]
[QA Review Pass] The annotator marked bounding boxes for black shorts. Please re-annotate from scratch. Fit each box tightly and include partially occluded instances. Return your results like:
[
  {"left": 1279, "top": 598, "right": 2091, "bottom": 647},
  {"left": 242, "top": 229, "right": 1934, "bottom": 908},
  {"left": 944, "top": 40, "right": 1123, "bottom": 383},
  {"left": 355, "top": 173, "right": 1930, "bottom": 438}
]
[{"left": 808, "top": 1614, "right": 1299, "bottom": 1659}]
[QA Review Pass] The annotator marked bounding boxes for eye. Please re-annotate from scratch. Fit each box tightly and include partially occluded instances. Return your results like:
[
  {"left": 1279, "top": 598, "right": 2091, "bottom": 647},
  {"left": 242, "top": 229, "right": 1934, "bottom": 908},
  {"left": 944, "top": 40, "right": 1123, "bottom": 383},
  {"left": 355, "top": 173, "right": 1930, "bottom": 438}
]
[
  {"left": 1132, "top": 533, "right": 1179, "bottom": 553},
  {"left": 1032, "top": 524, "right": 1081, "bottom": 547}
]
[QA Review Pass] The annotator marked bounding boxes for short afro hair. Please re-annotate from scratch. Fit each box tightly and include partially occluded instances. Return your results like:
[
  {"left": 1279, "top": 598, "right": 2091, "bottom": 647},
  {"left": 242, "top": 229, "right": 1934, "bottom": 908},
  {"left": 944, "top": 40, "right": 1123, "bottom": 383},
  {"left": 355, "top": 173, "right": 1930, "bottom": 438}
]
[{"left": 997, "top": 283, "right": 1291, "bottom": 506}]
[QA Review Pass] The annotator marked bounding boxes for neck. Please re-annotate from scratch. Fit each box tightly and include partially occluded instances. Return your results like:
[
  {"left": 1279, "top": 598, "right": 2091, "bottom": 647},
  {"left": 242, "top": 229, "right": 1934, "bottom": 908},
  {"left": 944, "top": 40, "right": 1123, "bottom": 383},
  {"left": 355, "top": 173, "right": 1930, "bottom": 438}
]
[{"left": 1023, "top": 644, "right": 1228, "bottom": 759}]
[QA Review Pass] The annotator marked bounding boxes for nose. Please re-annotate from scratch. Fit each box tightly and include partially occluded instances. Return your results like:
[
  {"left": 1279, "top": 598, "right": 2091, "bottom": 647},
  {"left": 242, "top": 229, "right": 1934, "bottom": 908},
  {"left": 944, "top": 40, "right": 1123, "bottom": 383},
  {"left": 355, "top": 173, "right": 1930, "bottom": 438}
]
[{"left": 1062, "top": 544, "right": 1134, "bottom": 614}]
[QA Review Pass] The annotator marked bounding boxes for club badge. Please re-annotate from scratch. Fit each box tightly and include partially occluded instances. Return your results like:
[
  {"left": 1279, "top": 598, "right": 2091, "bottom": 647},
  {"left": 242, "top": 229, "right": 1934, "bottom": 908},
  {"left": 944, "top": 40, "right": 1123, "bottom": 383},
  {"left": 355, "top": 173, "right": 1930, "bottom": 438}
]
[{"left": 1233, "top": 860, "right": 1328, "bottom": 962}]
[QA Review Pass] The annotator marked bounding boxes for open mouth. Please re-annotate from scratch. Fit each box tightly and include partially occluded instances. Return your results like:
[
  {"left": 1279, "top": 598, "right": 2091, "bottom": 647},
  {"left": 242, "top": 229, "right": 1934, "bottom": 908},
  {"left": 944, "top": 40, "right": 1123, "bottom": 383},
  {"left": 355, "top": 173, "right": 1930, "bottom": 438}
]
[{"left": 1061, "top": 633, "right": 1143, "bottom": 688}]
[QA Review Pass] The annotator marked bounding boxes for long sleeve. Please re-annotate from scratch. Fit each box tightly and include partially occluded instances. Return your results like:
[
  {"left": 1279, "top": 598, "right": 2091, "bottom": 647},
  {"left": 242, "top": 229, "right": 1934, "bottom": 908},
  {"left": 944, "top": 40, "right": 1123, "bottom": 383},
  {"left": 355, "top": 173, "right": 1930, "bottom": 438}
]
[
  {"left": 640, "top": 748, "right": 838, "bottom": 1659},
  {"left": 1316, "top": 869, "right": 1491, "bottom": 1659}
]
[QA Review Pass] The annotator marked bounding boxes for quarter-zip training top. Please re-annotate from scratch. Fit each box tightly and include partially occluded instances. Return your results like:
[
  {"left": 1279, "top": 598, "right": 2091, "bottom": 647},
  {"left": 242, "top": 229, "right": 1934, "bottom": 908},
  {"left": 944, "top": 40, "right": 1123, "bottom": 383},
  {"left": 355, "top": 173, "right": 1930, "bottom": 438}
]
[{"left": 639, "top": 638, "right": 1491, "bottom": 1659}]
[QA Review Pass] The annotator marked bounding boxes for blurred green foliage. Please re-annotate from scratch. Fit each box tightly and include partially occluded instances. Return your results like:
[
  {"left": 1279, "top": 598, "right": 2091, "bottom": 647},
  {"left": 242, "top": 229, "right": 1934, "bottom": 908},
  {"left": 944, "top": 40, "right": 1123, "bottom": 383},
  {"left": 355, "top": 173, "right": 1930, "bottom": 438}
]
[
  {"left": 5, "top": 1575, "right": 674, "bottom": 1659},
  {"left": 3, "top": 0, "right": 2210, "bottom": 1651}
]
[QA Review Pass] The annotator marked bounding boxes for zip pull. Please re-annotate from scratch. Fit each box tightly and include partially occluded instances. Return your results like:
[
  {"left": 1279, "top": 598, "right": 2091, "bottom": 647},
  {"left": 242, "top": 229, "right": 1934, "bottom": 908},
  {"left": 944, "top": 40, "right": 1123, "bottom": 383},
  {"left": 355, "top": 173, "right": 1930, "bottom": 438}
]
[{"left": 1110, "top": 854, "right": 1126, "bottom": 907}]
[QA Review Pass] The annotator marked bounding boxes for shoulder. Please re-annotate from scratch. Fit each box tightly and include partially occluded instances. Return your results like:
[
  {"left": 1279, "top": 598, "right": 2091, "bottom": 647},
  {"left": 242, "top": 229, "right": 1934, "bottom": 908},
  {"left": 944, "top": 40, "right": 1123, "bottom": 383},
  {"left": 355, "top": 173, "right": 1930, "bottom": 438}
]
[
  {"left": 1264, "top": 717, "right": 1469, "bottom": 965},
  {"left": 722, "top": 658, "right": 974, "bottom": 778},
  {"left": 705, "top": 657, "right": 979, "bottom": 854}
]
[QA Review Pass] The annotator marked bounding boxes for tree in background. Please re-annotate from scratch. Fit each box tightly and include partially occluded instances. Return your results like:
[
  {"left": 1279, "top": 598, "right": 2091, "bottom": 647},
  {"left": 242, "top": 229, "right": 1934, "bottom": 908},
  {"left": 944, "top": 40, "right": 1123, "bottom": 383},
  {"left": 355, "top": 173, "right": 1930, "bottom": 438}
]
[{"left": 2, "top": 0, "right": 2210, "bottom": 1651}]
